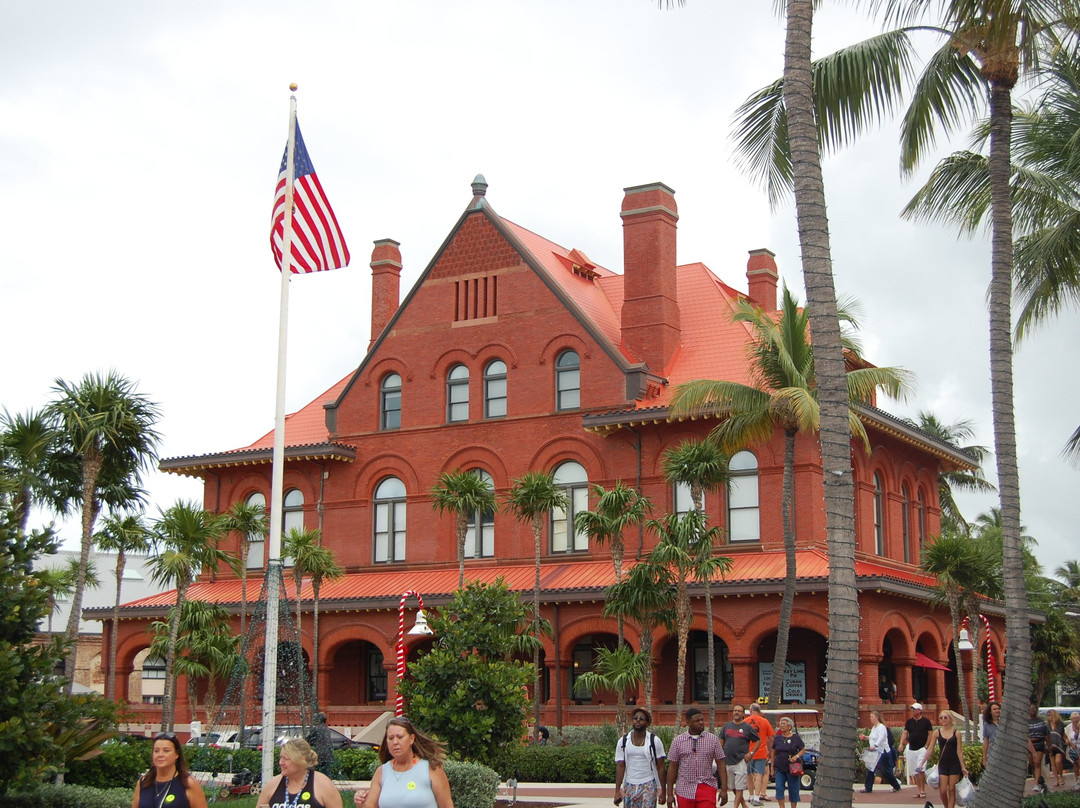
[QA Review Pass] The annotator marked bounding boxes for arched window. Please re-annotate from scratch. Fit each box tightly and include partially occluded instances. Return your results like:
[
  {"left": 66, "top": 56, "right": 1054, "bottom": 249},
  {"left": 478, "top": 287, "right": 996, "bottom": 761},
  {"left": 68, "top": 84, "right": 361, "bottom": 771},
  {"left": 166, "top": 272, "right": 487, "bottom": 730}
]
[
  {"left": 555, "top": 350, "right": 580, "bottom": 411},
  {"left": 916, "top": 488, "right": 927, "bottom": 550},
  {"left": 381, "top": 373, "right": 402, "bottom": 430},
  {"left": 245, "top": 491, "right": 266, "bottom": 569},
  {"left": 901, "top": 483, "right": 912, "bottom": 563},
  {"left": 484, "top": 360, "right": 507, "bottom": 419},
  {"left": 282, "top": 488, "right": 304, "bottom": 567},
  {"left": 446, "top": 364, "right": 469, "bottom": 423},
  {"left": 551, "top": 461, "right": 588, "bottom": 553},
  {"left": 873, "top": 472, "right": 885, "bottom": 555},
  {"left": 727, "top": 451, "right": 759, "bottom": 542},
  {"left": 374, "top": 477, "right": 406, "bottom": 563},
  {"left": 464, "top": 469, "right": 495, "bottom": 558}
]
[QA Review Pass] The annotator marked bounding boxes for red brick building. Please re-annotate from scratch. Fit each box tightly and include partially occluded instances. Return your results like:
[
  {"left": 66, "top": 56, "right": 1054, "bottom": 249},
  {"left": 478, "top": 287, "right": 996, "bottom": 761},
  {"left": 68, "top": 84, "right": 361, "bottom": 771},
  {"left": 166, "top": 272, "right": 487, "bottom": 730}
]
[{"left": 97, "top": 177, "right": 1003, "bottom": 731}]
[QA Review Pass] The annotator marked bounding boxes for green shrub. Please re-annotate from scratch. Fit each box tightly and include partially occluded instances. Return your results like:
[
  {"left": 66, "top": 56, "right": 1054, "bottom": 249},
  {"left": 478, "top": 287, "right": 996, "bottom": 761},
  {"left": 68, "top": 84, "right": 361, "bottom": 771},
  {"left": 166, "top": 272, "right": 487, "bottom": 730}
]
[
  {"left": 336, "top": 748, "right": 380, "bottom": 781},
  {"left": 444, "top": 760, "right": 500, "bottom": 808},
  {"left": 494, "top": 742, "right": 614, "bottom": 783},
  {"left": 186, "top": 746, "right": 263, "bottom": 775},
  {"left": 65, "top": 743, "right": 149, "bottom": 789},
  {"left": 0, "top": 785, "right": 131, "bottom": 808}
]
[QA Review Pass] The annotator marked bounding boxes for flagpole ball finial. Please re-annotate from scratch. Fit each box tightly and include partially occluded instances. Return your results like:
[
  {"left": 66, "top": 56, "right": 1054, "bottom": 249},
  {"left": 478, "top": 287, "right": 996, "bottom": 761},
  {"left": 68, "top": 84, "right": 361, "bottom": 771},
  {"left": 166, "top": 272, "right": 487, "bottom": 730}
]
[{"left": 289, "top": 83, "right": 298, "bottom": 91}]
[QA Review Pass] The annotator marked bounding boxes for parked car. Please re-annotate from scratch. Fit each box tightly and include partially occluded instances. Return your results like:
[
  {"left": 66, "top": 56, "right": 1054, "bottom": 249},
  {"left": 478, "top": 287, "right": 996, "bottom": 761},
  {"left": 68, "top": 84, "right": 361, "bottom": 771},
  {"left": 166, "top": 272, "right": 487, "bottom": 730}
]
[
  {"left": 242, "top": 724, "right": 370, "bottom": 751},
  {"left": 186, "top": 726, "right": 259, "bottom": 750},
  {"left": 762, "top": 708, "right": 821, "bottom": 791}
]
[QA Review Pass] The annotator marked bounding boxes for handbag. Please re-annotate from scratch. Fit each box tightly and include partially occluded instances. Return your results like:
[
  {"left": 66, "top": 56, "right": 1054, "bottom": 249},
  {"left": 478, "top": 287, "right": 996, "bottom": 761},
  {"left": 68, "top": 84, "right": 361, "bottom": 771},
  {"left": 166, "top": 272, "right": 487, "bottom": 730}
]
[
  {"left": 925, "top": 764, "right": 940, "bottom": 788},
  {"left": 955, "top": 776, "right": 974, "bottom": 806},
  {"left": 789, "top": 758, "right": 804, "bottom": 776}
]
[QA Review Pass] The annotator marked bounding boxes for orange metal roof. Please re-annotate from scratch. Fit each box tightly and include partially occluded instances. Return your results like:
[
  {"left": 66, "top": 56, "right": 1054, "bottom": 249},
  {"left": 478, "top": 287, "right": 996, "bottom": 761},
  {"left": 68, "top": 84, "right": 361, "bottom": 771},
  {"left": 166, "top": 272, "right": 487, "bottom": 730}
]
[{"left": 96, "top": 550, "right": 937, "bottom": 615}]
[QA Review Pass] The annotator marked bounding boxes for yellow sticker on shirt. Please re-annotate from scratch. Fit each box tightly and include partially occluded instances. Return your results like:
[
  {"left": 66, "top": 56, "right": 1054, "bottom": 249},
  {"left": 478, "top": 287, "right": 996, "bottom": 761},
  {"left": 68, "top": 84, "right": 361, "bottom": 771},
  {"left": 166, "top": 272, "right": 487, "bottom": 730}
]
[
  {"left": 302, "top": 793, "right": 311, "bottom": 801},
  {"left": 165, "top": 797, "right": 175, "bottom": 804},
  {"left": 407, "top": 782, "right": 416, "bottom": 790}
]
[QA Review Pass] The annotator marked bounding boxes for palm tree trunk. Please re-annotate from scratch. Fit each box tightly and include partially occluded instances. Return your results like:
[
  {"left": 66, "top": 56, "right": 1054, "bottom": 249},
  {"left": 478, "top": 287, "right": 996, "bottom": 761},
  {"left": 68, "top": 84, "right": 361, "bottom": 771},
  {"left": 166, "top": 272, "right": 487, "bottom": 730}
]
[
  {"left": 294, "top": 569, "right": 309, "bottom": 719},
  {"left": 163, "top": 583, "right": 188, "bottom": 732},
  {"left": 458, "top": 514, "right": 467, "bottom": 590},
  {"left": 533, "top": 519, "right": 543, "bottom": 735},
  {"left": 783, "top": 3, "right": 860, "bottom": 806},
  {"left": 239, "top": 561, "right": 248, "bottom": 639},
  {"left": 642, "top": 626, "right": 655, "bottom": 709},
  {"left": 107, "top": 550, "right": 126, "bottom": 702},
  {"left": 974, "top": 79, "right": 1032, "bottom": 806},
  {"left": 612, "top": 542, "right": 628, "bottom": 735},
  {"left": 675, "top": 583, "right": 689, "bottom": 730},
  {"left": 770, "top": 428, "right": 798, "bottom": 704},
  {"left": 704, "top": 578, "right": 716, "bottom": 730},
  {"left": 312, "top": 578, "right": 322, "bottom": 706},
  {"left": 949, "top": 598, "right": 971, "bottom": 738},
  {"left": 63, "top": 450, "right": 102, "bottom": 693}
]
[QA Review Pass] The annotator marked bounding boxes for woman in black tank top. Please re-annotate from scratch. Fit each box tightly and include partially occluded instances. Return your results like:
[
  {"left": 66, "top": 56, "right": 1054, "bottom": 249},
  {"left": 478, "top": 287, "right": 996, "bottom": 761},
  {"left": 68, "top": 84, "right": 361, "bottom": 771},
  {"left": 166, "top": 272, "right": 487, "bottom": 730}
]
[
  {"left": 255, "top": 738, "right": 343, "bottom": 808},
  {"left": 923, "top": 712, "right": 968, "bottom": 808},
  {"left": 133, "top": 733, "right": 207, "bottom": 808}
]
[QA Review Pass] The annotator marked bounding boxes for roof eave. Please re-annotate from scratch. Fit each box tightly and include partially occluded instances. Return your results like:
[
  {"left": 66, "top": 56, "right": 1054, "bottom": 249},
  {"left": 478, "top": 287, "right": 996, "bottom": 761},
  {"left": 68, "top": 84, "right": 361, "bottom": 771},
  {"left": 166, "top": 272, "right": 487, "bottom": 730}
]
[{"left": 159, "top": 442, "right": 356, "bottom": 478}]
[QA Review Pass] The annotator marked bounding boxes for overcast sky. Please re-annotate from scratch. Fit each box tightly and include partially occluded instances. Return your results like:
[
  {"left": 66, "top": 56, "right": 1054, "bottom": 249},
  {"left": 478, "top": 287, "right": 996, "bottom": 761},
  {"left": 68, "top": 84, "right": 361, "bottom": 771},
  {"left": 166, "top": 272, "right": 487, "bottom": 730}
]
[{"left": 2, "top": 2, "right": 1076, "bottom": 577}]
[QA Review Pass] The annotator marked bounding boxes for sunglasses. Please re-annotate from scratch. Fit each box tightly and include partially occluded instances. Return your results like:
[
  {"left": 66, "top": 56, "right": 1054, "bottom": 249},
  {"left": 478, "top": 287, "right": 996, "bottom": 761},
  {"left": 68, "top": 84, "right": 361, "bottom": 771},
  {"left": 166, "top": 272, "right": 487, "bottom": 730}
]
[
  {"left": 691, "top": 736, "right": 698, "bottom": 752},
  {"left": 155, "top": 732, "right": 178, "bottom": 741}
]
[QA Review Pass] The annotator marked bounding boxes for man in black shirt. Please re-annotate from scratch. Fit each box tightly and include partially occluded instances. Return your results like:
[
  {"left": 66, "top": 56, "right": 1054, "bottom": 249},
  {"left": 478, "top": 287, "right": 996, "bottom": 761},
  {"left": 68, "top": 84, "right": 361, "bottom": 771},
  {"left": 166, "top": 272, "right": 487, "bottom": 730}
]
[{"left": 899, "top": 703, "right": 933, "bottom": 799}]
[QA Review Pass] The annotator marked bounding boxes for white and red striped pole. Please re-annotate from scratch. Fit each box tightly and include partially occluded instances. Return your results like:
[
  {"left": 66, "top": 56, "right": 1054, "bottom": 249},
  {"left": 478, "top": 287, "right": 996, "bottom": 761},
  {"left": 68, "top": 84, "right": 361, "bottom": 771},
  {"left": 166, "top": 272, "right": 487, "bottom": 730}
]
[
  {"left": 961, "top": 613, "right": 997, "bottom": 704},
  {"left": 396, "top": 590, "right": 426, "bottom": 716}
]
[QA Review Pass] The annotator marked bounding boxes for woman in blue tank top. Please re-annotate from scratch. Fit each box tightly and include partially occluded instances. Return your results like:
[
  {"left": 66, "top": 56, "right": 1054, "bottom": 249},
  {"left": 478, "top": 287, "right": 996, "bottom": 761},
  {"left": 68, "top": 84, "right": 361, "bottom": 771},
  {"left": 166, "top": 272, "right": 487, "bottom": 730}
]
[{"left": 352, "top": 717, "right": 454, "bottom": 808}]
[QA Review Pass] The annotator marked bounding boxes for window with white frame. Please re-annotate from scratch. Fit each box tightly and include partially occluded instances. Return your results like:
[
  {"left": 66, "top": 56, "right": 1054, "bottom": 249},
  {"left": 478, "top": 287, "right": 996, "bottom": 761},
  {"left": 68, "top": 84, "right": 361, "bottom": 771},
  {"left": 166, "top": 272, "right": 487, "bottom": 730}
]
[
  {"left": 463, "top": 469, "right": 495, "bottom": 558},
  {"left": 282, "top": 488, "right": 304, "bottom": 567},
  {"left": 446, "top": 364, "right": 469, "bottom": 423},
  {"left": 873, "top": 472, "right": 885, "bottom": 555},
  {"left": 374, "top": 477, "right": 406, "bottom": 563},
  {"left": 484, "top": 360, "right": 507, "bottom": 418},
  {"left": 551, "top": 461, "right": 589, "bottom": 553},
  {"left": 727, "top": 451, "right": 760, "bottom": 542},
  {"left": 555, "top": 350, "right": 580, "bottom": 411},
  {"left": 381, "top": 373, "right": 402, "bottom": 430},
  {"left": 245, "top": 491, "right": 266, "bottom": 569}
]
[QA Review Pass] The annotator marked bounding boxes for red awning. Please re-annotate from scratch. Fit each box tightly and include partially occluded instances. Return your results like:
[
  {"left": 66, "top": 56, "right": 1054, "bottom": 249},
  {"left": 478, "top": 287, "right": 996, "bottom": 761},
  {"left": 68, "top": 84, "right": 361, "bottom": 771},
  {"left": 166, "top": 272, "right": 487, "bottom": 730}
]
[{"left": 915, "top": 652, "right": 952, "bottom": 671}]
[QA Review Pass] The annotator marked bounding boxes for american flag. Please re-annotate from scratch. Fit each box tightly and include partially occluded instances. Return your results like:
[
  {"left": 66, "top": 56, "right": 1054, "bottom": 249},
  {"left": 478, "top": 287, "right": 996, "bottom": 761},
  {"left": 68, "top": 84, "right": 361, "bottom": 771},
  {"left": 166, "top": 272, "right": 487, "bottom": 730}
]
[{"left": 270, "top": 119, "right": 350, "bottom": 273}]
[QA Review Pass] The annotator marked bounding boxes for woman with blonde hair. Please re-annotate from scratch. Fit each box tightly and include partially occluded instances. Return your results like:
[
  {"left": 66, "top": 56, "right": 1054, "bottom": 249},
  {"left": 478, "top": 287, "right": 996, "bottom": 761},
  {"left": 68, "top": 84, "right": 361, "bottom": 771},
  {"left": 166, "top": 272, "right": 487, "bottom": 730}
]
[
  {"left": 353, "top": 716, "right": 453, "bottom": 808},
  {"left": 922, "top": 711, "right": 968, "bottom": 808},
  {"left": 1046, "top": 709, "right": 1067, "bottom": 787},
  {"left": 257, "top": 738, "right": 343, "bottom": 808}
]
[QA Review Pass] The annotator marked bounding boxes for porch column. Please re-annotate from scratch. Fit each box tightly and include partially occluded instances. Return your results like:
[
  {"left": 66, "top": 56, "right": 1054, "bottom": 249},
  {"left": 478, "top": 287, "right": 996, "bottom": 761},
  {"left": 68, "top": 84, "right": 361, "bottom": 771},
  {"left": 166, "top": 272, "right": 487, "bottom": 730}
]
[
  {"left": 892, "top": 655, "right": 915, "bottom": 705},
  {"left": 317, "top": 664, "right": 334, "bottom": 706},
  {"left": 860, "top": 654, "right": 882, "bottom": 706},
  {"left": 728, "top": 656, "right": 757, "bottom": 704}
]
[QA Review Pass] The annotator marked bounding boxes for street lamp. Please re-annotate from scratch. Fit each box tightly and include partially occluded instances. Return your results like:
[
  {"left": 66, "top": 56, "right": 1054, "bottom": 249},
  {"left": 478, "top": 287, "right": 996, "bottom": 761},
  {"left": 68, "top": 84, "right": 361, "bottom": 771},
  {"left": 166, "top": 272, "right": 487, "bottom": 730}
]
[{"left": 396, "top": 590, "right": 434, "bottom": 716}]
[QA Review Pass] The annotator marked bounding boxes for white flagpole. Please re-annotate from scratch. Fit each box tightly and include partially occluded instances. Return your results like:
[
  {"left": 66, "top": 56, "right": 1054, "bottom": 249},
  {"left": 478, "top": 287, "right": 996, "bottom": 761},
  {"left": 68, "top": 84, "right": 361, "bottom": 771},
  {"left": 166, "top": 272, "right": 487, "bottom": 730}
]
[{"left": 261, "top": 83, "right": 298, "bottom": 786}]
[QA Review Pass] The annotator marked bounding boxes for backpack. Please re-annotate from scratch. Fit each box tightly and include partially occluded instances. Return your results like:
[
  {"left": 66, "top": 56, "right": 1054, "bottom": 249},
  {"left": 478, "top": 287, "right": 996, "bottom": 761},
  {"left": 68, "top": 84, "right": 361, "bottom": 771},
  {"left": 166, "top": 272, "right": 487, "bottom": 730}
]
[{"left": 620, "top": 731, "right": 661, "bottom": 782}]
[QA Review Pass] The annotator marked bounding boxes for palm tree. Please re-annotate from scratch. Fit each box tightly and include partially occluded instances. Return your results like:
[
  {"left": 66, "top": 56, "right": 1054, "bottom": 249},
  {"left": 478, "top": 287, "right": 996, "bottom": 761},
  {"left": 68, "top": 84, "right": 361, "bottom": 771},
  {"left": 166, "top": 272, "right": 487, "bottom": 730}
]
[
  {"left": 647, "top": 510, "right": 731, "bottom": 729},
  {"left": 574, "top": 482, "right": 650, "bottom": 731},
  {"left": 661, "top": 439, "right": 730, "bottom": 728},
  {"left": 900, "top": 412, "right": 995, "bottom": 533},
  {"left": 671, "top": 289, "right": 909, "bottom": 709},
  {"left": 150, "top": 501, "right": 236, "bottom": 731},
  {"left": 603, "top": 558, "right": 678, "bottom": 710},
  {"left": 504, "top": 471, "right": 567, "bottom": 736},
  {"left": 46, "top": 371, "right": 160, "bottom": 692},
  {"left": 736, "top": 4, "right": 1073, "bottom": 796},
  {"left": 93, "top": 511, "right": 153, "bottom": 701},
  {"left": 221, "top": 499, "right": 268, "bottom": 639},
  {"left": 1052, "top": 560, "right": 1080, "bottom": 608},
  {"left": 0, "top": 409, "right": 60, "bottom": 532},
  {"left": 283, "top": 527, "right": 343, "bottom": 706},
  {"left": 571, "top": 645, "right": 646, "bottom": 714},
  {"left": 150, "top": 600, "right": 239, "bottom": 727},
  {"left": 431, "top": 469, "right": 497, "bottom": 589}
]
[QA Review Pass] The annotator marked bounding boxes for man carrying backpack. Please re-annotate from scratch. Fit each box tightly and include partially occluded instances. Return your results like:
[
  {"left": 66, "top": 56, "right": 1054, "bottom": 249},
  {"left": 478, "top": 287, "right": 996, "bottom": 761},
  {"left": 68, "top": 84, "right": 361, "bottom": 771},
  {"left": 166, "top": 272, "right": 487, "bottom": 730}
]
[{"left": 616, "top": 708, "right": 668, "bottom": 808}]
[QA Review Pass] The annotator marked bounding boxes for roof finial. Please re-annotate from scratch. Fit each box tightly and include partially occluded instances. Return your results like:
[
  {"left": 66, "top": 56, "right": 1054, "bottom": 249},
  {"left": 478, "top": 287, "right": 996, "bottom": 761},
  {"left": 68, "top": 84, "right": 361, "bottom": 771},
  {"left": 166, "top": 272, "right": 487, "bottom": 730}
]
[{"left": 471, "top": 174, "right": 488, "bottom": 198}]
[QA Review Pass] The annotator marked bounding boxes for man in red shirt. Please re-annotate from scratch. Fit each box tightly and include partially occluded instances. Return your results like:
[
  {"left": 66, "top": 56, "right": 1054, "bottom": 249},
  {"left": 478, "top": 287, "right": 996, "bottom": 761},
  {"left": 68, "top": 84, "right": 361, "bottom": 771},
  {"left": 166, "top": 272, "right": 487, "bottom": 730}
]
[{"left": 746, "top": 704, "right": 774, "bottom": 805}]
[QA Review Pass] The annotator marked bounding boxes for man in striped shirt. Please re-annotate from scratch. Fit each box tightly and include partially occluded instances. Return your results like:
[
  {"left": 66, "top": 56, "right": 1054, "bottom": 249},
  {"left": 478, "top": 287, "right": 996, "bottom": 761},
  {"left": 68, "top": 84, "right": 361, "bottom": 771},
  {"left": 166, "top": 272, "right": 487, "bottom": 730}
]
[{"left": 666, "top": 708, "right": 728, "bottom": 808}]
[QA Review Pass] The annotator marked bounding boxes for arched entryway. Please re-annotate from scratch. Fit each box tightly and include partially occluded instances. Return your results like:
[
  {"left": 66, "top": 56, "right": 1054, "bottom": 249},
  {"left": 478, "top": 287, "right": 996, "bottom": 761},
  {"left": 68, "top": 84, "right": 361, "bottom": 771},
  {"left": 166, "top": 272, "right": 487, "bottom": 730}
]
[
  {"left": 755, "top": 628, "right": 827, "bottom": 705},
  {"left": 655, "top": 631, "right": 733, "bottom": 706}
]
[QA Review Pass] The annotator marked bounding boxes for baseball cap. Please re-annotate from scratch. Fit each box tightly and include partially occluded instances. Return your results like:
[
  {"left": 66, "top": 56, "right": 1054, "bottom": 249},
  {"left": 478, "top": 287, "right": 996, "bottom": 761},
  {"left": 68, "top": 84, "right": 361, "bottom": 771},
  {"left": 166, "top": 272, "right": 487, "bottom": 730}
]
[{"left": 911, "top": 702, "right": 923, "bottom": 710}]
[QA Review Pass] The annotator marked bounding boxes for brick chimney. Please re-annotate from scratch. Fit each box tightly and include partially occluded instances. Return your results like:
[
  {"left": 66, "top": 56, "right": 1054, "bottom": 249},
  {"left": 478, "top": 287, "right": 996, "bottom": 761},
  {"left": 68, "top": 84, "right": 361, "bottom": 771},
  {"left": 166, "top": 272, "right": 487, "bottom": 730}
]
[
  {"left": 369, "top": 239, "right": 401, "bottom": 349},
  {"left": 746, "top": 248, "right": 779, "bottom": 311},
  {"left": 620, "top": 182, "right": 680, "bottom": 372}
]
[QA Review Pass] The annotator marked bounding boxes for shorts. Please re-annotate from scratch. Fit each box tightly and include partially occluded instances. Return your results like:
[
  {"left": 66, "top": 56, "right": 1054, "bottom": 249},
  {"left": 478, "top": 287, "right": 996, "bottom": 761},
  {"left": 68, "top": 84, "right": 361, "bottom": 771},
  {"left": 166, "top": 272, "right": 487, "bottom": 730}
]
[
  {"left": 727, "top": 760, "right": 748, "bottom": 791},
  {"left": 676, "top": 782, "right": 717, "bottom": 808},
  {"left": 749, "top": 759, "right": 767, "bottom": 775},
  {"left": 905, "top": 747, "right": 926, "bottom": 781}
]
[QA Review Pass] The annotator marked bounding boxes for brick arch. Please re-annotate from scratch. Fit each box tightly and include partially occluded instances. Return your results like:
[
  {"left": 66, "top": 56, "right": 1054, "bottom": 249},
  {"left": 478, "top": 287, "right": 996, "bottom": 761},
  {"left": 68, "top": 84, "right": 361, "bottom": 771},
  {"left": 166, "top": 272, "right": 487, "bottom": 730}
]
[
  {"left": 219, "top": 474, "right": 271, "bottom": 511},
  {"left": 913, "top": 620, "right": 949, "bottom": 658},
  {"left": 651, "top": 612, "right": 739, "bottom": 656},
  {"left": 428, "top": 348, "right": 475, "bottom": 380},
  {"left": 366, "top": 355, "right": 415, "bottom": 384},
  {"left": 873, "top": 611, "right": 918, "bottom": 657},
  {"left": 351, "top": 452, "right": 424, "bottom": 499},
  {"left": 437, "top": 446, "right": 511, "bottom": 489},
  {"left": 528, "top": 436, "right": 610, "bottom": 482},
  {"left": 537, "top": 333, "right": 590, "bottom": 366},
  {"left": 476, "top": 342, "right": 521, "bottom": 371},
  {"left": 117, "top": 631, "right": 155, "bottom": 676},
  {"left": 867, "top": 447, "right": 898, "bottom": 491},
  {"left": 557, "top": 615, "right": 621, "bottom": 664},
  {"left": 320, "top": 622, "right": 394, "bottom": 663},
  {"left": 742, "top": 607, "right": 828, "bottom": 654},
  {"left": 282, "top": 474, "right": 318, "bottom": 508}
]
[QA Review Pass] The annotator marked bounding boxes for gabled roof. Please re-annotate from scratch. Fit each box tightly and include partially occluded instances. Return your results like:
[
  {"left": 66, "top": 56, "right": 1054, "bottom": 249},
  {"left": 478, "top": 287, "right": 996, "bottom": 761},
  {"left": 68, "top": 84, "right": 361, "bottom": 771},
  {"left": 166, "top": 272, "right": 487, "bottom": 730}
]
[{"left": 88, "top": 549, "right": 955, "bottom": 618}]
